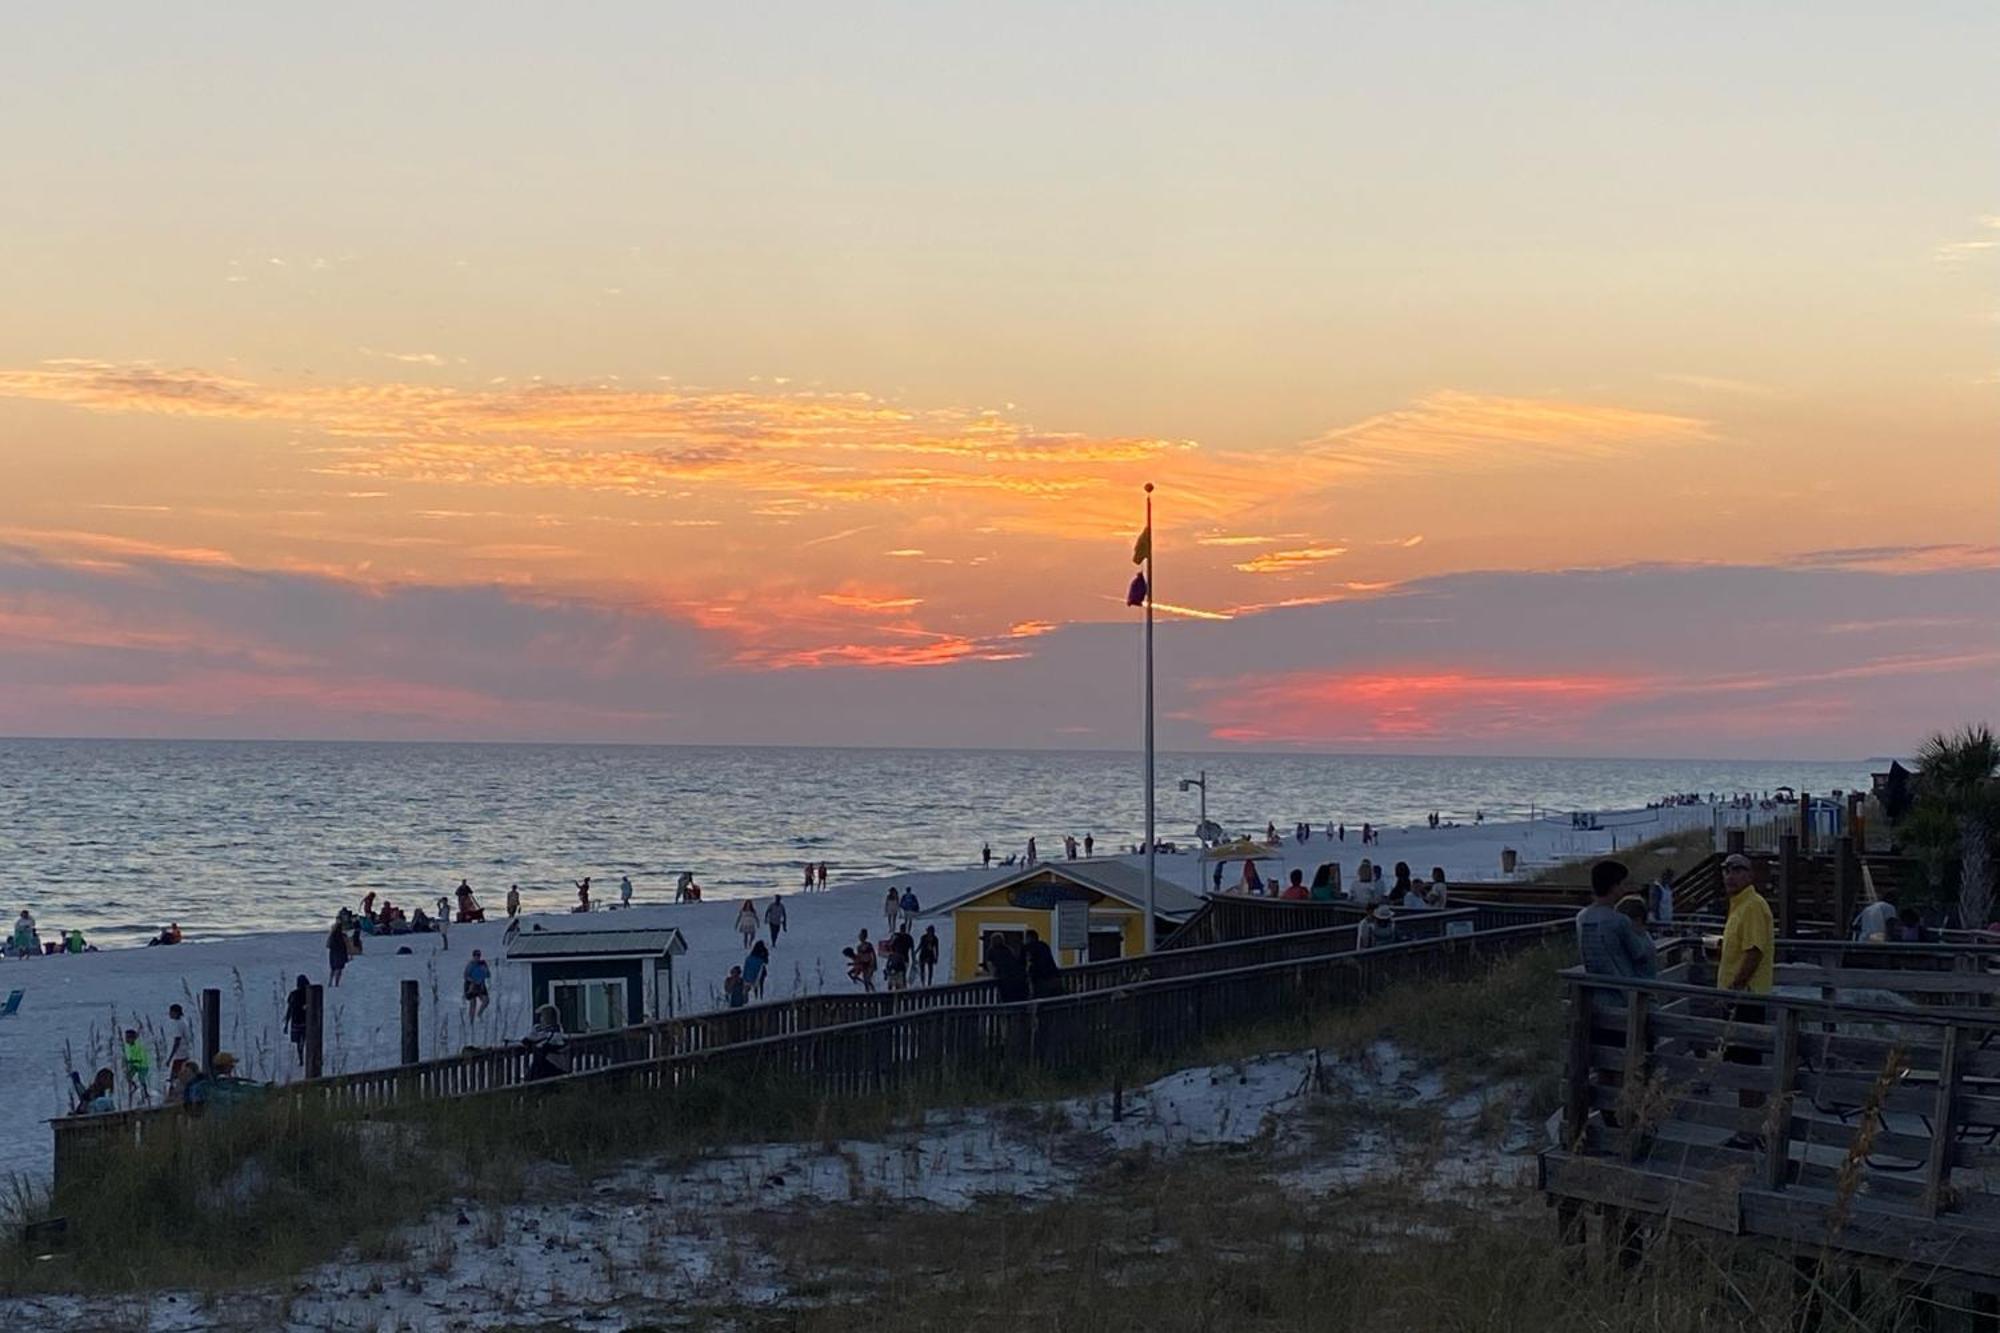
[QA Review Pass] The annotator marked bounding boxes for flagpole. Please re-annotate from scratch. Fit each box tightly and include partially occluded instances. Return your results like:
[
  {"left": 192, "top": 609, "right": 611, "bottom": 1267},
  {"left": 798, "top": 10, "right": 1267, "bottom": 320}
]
[{"left": 1143, "top": 481, "right": 1156, "bottom": 952}]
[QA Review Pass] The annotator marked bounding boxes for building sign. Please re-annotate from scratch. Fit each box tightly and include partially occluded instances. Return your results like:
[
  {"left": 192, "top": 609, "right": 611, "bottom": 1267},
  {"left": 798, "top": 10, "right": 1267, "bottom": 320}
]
[
  {"left": 1004, "top": 883, "right": 1104, "bottom": 911},
  {"left": 1053, "top": 899, "right": 1090, "bottom": 953}
]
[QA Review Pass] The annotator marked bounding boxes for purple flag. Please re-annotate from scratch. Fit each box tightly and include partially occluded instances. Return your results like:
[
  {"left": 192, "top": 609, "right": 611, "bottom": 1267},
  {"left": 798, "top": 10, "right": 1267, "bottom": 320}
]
[{"left": 1126, "top": 570, "right": 1148, "bottom": 607}]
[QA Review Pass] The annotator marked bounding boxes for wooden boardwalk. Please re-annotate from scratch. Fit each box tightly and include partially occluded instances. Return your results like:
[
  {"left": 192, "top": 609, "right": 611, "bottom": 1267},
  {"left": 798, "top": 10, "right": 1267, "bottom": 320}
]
[
  {"left": 1542, "top": 938, "right": 2000, "bottom": 1298},
  {"left": 52, "top": 905, "right": 1563, "bottom": 1193}
]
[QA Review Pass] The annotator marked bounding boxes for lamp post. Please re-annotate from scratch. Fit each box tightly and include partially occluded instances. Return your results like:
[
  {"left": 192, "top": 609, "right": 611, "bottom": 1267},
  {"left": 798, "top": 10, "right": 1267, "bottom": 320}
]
[{"left": 1178, "top": 770, "right": 1208, "bottom": 827}]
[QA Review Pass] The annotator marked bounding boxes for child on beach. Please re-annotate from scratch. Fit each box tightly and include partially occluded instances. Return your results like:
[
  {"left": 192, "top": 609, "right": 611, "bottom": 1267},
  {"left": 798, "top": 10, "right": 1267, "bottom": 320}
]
[
  {"left": 121, "top": 1029, "right": 152, "bottom": 1106},
  {"left": 463, "top": 950, "right": 492, "bottom": 1021},
  {"left": 744, "top": 940, "right": 770, "bottom": 1000}
]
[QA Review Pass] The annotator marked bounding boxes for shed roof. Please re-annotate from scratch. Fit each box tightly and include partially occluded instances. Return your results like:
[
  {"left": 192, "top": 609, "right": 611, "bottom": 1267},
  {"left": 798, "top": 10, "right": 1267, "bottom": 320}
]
[
  {"left": 923, "top": 861, "right": 1204, "bottom": 920},
  {"left": 504, "top": 922, "right": 687, "bottom": 962}
]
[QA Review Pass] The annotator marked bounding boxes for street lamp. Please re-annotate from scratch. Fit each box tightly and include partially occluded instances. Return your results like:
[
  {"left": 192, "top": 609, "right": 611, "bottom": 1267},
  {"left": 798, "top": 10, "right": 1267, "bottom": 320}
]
[{"left": 1178, "top": 769, "right": 1208, "bottom": 825}]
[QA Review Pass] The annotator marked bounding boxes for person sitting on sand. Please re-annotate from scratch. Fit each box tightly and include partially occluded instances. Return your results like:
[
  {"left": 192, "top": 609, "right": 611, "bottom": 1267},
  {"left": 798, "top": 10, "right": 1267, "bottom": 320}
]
[{"left": 455, "top": 880, "right": 486, "bottom": 924}]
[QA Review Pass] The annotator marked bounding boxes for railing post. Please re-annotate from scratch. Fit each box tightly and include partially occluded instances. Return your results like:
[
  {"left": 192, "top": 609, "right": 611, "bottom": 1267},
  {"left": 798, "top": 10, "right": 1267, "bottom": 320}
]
[
  {"left": 1923, "top": 1027, "right": 1962, "bottom": 1217},
  {"left": 1798, "top": 790, "right": 1812, "bottom": 856},
  {"left": 306, "top": 984, "right": 325, "bottom": 1080},
  {"left": 1834, "top": 835, "right": 1857, "bottom": 941},
  {"left": 400, "top": 979, "right": 420, "bottom": 1065},
  {"left": 1620, "top": 991, "right": 1649, "bottom": 1160},
  {"left": 1763, "top": 1008, "right": 1799, "bottom": 1189},
  {"left": 1777, "top": 834, "right": 1799, "bottom": 938},
  {"left": 1562, "top": 981, "right": 1591, "bottom": 1149},
  {"left": 200, "top": 987, "right": 221, "bottom": 1076}
]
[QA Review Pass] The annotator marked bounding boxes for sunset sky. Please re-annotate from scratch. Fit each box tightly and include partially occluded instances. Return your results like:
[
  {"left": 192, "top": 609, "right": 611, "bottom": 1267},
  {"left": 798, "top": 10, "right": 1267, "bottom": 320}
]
[{"left": 3, "top": 4, "right": 1995, "bottom": 756}]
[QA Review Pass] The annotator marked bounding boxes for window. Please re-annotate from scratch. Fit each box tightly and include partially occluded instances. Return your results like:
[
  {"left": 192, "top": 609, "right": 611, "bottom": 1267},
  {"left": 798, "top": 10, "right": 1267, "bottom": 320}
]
[{"left": 551, "top": 978, "right": 627, "bottom": 1033}]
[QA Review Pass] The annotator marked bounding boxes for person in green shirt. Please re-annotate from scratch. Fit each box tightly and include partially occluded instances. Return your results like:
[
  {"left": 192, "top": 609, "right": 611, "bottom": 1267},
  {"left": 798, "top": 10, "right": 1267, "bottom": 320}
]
[
  {"left": 1716, "top": 853, "right": 1774, "bottom": 1149},
  {"left": 121, "top": 1028, "right": 152, "bottom": 1106}
]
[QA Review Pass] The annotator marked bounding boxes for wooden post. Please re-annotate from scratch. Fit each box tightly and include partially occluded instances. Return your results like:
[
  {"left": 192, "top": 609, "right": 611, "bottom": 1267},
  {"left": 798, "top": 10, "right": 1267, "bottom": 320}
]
[
  {"left": 1621, "top": 991, "right": 1649, "bottom": 1160},
  {"left": 200, "top": 986, "right": 221, "bottom": 1076},
  {"left": 305, "top": 984, "right": 325, "bottom": 1080},
  {"left": 1764, "top": 1008, "right": 1800, "bottom": 1189},
  {"left": 1834, "top": 835, "right": 1857, "bottom": 941},
  {"left": 1922, "top": 1026, "right": 1962, "bottom": 1217},
  {"left": 1778, "top": 834, "right": 1799, "bottom": 938},
  {"left": 400, "top": 979, "right": 420, "bottom": 1065},
  {"left": 1798, "top": 791, "right": 1812, "bottom": 856},
  {"left": 1562, "top": 984, "right": 1591, "bottom": 1149}
]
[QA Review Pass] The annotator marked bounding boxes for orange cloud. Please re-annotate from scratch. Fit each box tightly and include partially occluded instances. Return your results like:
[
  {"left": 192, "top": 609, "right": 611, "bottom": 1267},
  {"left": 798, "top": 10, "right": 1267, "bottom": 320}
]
[{"left": 1234, "top": 545, "right": 1349, "bottom": 574}]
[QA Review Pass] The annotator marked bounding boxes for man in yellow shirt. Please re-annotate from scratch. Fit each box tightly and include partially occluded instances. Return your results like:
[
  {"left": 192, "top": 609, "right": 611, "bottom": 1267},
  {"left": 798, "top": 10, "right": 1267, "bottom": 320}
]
[{"left": 1717, "top": 852, "right": 1774, "bottom": 1149}]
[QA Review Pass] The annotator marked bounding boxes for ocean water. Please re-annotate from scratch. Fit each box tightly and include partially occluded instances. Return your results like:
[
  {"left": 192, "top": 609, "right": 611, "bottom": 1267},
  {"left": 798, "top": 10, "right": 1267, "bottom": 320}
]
[{"left": 0, "top": 739, "right": 1869, "bottom": 945}]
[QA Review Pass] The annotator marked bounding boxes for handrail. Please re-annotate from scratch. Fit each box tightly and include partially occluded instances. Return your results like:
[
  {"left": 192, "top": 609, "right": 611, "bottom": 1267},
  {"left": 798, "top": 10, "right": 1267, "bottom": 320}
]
[
  {"left": 464, "top": 918, "right": 1574, "bottom": 1098},
  {"left": 1555, "top": 967, "right": 2000, "bottom": 1031}
]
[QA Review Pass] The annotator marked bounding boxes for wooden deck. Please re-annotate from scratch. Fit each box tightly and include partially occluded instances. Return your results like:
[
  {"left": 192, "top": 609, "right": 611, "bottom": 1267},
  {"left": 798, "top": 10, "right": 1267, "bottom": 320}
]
[{"left": 1541, "top": 937, "right": 2000, "bottom": 1296}]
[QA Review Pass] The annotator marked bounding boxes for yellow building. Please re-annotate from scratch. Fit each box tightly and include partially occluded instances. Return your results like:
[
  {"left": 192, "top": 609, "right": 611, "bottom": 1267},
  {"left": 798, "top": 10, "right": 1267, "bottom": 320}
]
[{"left": 926, "top": 861, "right": 1206, "bottom": 981}]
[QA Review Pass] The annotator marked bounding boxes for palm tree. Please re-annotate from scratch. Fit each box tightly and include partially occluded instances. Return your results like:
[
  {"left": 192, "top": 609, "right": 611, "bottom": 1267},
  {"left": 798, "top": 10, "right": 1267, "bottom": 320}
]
[{"left": 1912, "top": 725, "right": 2000, "bottom": 928}]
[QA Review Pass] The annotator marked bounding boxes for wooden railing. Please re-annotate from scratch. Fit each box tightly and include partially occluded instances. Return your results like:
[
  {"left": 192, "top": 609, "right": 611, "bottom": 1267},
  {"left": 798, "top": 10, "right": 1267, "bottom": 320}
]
[
  {"left": 1543, "top": 943, "right": 2000, "bottom": 1283},
  {"left": 1161, "top": 893, "right": 1576, "bottom": 949},
  {"left": 455, "top": 917, "right": 1574, "bottom": 1109},
  {"left": 49, "top": 906, "right": 1514, "bottom": 1185}
]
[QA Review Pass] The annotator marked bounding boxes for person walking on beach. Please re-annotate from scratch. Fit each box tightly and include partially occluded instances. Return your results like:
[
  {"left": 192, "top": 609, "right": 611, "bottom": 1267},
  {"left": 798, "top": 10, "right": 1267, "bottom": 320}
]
[
  {"left": 765, "top": 895, "right": 787, "bottom": 946},
  {"left": 1026, "top": 836, "right": 1038, "bottom": 866},
  {"left": 803, "top": 864, "right": 815, "bottom": 892},
  {"left": 1083, "top": 832, "right": 1093, "bottom": 858},
  {"left": 463, "top": 950, "right": 492, "bottom": 1022},
  {"left": 121, "top": 1028, "right": 152, "bottom": 1106},
  {"left": 619, "top": 875, "right": 633, "bottom": 910},
  {"left": 11, "top": 909, "right": 36, "bottom": 958},
  {"left": 574, "top": 878, "right": 591, "bottom": 912},
  {"left": 744, "top": 940, "right": 770, "bottom": 1000},
  {"left": 916, "top": 926, "right": 940, "bottom": 986},
  {"left": 326, "top": 919, "right": 350, "bottom": 987},
  {"left": 816, "top": 862, "right": 828, "bottom": 891},
  {"left": 735, "top": 899, "right": 760, "bottom": 951},
  {"left": 284, "top": 975, "right": 312, "bottom": 1066},
  {"left": 982, "top": 842, "right": 992, "bottom": 868},
  {"left": 883, "top": 887, "right": 901, "bottom": 935},
  {"left": 506, "top": 884, "right": 521, "bottom": 918},
  {"left": 846, "top": 930, "right": 878, "bottom": 992},
  {"left": 166, "top": 1003, "right": 195, "bottom": 1085},
  {"left": 898, "top": 887, "right": 920, "bottom": 932}
]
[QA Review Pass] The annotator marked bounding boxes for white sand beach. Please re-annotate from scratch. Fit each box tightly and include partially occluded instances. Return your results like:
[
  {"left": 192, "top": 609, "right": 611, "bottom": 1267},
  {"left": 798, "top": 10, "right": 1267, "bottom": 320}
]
[{"left": 0, "top": 801, "right": 1716, "bottom": 1186}]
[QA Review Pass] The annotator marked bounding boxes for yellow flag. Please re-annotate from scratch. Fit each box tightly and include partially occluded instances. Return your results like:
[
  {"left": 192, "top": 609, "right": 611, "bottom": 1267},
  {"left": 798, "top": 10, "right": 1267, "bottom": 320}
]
[{"left": 1132, "top": 525, "right": 1151, "bottom": 565}]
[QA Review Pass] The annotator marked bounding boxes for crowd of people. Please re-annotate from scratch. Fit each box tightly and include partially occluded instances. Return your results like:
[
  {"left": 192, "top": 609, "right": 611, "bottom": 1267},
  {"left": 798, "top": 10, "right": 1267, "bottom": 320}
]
[
  {"left": 4, "top": 908, "right": 111, "bottom": 959},
  {"left": 839, "top": 890, "right": 941, "bottom": 995}
]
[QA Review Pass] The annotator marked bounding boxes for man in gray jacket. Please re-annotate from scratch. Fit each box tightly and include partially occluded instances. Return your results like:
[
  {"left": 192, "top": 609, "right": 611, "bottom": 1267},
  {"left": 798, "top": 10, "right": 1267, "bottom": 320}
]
[{"left": 1577, "top": 859, "right": 1657, "bottom": 979}]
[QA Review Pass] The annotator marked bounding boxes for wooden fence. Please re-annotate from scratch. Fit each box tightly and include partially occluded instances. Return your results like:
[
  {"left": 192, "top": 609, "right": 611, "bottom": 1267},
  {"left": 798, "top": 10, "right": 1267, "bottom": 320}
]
[
  {"left": 52, "top": 912, "right": 1570, "bottom": 1193},
  {"left": 1542, "top": 937, "right": 2000, "bottom": 1294}
]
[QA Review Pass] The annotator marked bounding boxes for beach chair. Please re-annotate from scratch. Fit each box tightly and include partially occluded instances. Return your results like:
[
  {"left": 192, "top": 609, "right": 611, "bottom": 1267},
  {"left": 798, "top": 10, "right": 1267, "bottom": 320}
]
[{"left": 0, "top": 988, "right": 23, "bottom": 1018}]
